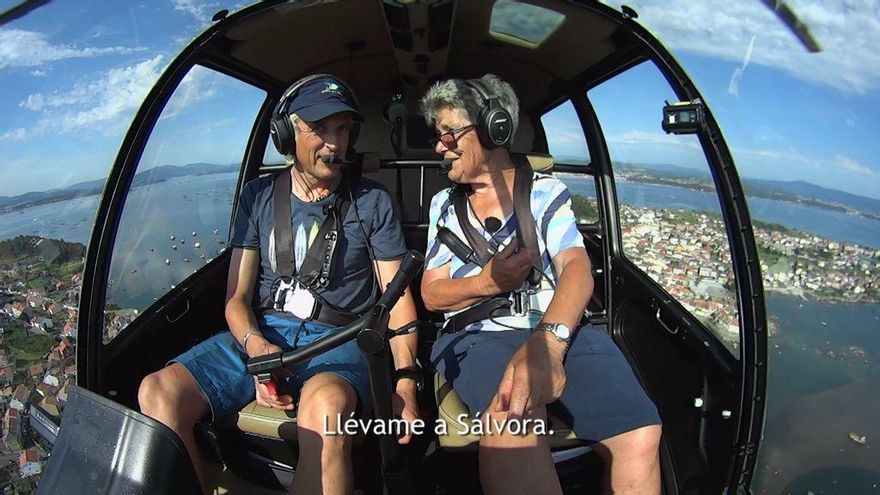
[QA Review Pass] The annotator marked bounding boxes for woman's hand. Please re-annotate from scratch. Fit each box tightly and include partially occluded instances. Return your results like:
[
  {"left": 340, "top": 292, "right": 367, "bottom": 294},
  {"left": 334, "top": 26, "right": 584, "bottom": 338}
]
[
  {"left": 477, "top": 238, "right": 532, "bottom": 295},
  {"left": 494, "top": 331, "right": 567, "bottom": 420}
]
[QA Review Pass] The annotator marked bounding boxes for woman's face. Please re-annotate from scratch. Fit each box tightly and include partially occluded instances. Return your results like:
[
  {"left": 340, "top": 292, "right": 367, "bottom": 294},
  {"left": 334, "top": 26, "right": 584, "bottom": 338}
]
[{"left": 432, "top": 107, "right": 488, "bottom": 184}]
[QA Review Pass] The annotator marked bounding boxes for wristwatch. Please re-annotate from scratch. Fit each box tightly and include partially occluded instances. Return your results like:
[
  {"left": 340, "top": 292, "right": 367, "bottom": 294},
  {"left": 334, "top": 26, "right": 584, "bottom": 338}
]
[{"left": 533, "top": 322, "right": 572, "bottom": 350}]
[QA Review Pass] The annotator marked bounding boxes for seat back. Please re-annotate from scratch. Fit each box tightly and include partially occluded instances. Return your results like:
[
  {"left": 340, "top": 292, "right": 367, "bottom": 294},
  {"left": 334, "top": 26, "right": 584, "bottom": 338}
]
[{"left": 38, "top": 386, "right": 202, "bottom": 494}]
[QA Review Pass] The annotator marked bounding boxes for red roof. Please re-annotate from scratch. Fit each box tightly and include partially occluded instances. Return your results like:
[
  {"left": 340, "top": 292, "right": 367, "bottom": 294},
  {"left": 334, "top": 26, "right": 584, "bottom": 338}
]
[{"left": 19, "top": 447, "right": 39, "bottom": 466}]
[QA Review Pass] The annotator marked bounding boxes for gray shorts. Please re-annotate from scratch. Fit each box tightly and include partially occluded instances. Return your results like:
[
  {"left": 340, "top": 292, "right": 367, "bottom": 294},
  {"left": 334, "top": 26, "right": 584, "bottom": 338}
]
[{"left": 431, "top": 325, "right": 661, "bottom": 442}]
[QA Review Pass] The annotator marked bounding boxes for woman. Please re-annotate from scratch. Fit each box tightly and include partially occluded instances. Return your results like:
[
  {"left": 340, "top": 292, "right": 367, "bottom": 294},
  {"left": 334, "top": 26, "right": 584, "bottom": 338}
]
[{"left": 419, "top": 74, "right": 662, "bottom": 495}]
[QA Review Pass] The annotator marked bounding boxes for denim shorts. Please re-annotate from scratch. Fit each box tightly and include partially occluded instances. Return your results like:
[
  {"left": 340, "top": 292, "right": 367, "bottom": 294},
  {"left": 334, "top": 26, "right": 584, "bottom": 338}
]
[
  {"left": 172, "top": 313, "right": 370, "bottom": 420},
  {"left": 431, "top": 324, "right": 661, "bottom": 443}
]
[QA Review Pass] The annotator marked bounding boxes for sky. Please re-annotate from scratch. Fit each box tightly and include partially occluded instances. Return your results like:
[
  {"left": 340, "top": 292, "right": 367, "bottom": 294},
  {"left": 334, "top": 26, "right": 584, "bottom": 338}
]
[{"left": 0, "top": 0, "right": 878, "bottom": 200}]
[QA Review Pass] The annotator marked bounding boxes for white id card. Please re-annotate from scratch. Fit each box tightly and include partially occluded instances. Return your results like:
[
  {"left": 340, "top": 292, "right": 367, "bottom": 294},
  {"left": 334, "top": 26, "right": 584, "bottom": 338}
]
[
  {"left": 285, "top": 282, "right": 317, "bottom": 319},
  {"left": 274, "top": 278, "right": 318, "bottom": 319}
]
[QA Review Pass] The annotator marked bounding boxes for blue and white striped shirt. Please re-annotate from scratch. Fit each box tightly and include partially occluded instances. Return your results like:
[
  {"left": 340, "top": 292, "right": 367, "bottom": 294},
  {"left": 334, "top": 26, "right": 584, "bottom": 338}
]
[{"left": 425, "top": 172, "right": 584, "bottom": 331}]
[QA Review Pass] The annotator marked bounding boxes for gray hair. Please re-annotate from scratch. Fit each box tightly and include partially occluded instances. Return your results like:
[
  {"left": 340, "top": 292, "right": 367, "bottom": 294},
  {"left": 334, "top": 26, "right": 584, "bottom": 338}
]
[{"left": 419, "top": 74, "right": 519, "bottom": 141}]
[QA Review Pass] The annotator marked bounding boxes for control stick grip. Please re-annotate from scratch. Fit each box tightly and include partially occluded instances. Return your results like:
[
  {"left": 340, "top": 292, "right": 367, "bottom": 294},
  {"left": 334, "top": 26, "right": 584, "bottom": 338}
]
[{"left": 376, "top": 250, "right": 424, "bottom": 309}]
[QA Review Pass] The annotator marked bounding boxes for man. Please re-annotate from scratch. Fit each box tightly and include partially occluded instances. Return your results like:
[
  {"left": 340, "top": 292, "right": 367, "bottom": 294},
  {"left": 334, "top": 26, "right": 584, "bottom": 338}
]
[
  {"left": 138, "top": 74, "right": 420, "bottom": 495},
  {"left": 420, "top": 74, "right": 662, "bottom": 494}
]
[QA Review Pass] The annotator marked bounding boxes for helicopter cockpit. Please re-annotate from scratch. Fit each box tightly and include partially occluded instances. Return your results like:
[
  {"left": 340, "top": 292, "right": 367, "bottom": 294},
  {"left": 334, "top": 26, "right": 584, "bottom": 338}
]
[{"left": 34, "top": 1, "right": 768, "bottom": 494}]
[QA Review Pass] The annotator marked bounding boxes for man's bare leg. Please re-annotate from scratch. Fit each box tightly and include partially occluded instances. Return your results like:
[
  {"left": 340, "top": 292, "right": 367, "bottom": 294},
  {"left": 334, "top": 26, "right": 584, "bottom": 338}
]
[
  {"left": 478, "top": 397, "right": 562, "bottom": 495},
  {"left": 594, "top": 424, "right": 662, "bottom": 495},
  {"left": 291, "top": 372, "right": 358, "bottom": 495},
  {"left": 139, "top": 363, "right": 210, "bottom": 494}
]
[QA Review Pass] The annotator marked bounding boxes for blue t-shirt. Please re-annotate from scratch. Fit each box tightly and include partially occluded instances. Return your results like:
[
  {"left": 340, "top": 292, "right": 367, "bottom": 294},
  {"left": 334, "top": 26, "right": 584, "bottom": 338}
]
[
  {"left": 230, "top": 173, "right": 407, "bottom": 314},
  {"left": 425, "top": 173, "right": 584, "bottom": 331}
]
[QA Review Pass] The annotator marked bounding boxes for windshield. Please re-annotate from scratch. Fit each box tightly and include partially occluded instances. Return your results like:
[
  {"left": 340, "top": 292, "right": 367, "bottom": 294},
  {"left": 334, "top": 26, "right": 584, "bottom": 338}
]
[
  {"left": 0, "top": 1, "right": 877, "bottom": 493},
  {"left": 603, "top": 2, "right": 880, "bottom": 493}
]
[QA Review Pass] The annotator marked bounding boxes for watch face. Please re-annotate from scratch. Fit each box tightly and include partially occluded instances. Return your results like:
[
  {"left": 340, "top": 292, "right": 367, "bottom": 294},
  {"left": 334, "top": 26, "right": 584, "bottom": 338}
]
[
  {"left": 554, "top": 323, "right": 571, "bottom": 340},
  {"left": 539, "top": 322, "right": 571, "bottom": 341}
]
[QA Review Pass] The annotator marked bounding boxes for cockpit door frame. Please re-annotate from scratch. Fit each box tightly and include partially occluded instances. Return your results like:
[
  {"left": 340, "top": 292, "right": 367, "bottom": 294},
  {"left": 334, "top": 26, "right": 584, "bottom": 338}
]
[
  {"left": 642, "top": 30, "right": 769, "bottom": 495},
  {"left": 559, "top": 4, "right": 768, "bottom": 492},
  {"left": 75, "top": 7, "right": 282, "bottom": 396}
]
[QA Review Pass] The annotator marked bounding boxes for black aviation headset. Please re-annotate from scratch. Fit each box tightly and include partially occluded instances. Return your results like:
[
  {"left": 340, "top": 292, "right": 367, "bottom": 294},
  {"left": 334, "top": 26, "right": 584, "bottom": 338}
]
[
  {"left": 269, "top": 73, "right": 362, "bottom": 157},
  {"left": 464, "top": 78, "right": 513, "bottom": 149}
]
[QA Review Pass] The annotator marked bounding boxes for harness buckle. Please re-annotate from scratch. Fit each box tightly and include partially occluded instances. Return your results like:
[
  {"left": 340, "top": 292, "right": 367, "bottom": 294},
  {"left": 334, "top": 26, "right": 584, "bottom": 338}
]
[{"left": 509, "top": 283, "right": 532, "bottom": 317}]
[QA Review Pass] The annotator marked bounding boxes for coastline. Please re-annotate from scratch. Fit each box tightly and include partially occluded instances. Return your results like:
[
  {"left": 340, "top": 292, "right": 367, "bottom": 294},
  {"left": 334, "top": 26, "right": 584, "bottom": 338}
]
[
  {"left": 764, "top": 286, "right": 880, "bottom": 305},
  {"left": 610, "top": 174, "right": 880, "bottom": 222}
]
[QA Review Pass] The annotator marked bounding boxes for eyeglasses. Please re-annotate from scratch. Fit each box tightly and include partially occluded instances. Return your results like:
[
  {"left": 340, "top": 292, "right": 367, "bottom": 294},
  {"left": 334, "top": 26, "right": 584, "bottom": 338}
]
[{"left": 430, "top": 124, "right": 476, "bottom": 150}]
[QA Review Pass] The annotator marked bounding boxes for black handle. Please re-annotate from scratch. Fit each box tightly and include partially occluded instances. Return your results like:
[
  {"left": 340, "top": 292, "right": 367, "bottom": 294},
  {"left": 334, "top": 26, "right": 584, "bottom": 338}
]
[
  {"left": 375, "top": 250, "right": 424, "bottom": 309},
  {"left": 437, "top": 227, "right": 480, "bottom": 266},
  {"left": 246, "top": 351, "right": 284, "bottom": 376}
]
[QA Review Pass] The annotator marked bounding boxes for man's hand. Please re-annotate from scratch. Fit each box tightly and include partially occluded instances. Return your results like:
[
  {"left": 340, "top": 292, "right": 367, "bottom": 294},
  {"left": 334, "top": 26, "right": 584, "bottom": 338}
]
[
  {"left": 248, "top": 335, "right": 295, "bottom": 411},
  {"left": 494, "top": 331, "right": 567, "bottom": 420},
  {"left": 393, "top": 379, "right": 420, "bottom": 445},
  {"left": 477, "top": 238, "right": 532, "bottom": 296}
]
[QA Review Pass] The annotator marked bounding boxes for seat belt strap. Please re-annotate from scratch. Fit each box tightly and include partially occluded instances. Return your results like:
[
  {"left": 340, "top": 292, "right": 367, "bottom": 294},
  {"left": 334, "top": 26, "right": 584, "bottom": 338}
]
[
  {"left": 273, "top": 171, "right": 295, "bottom": 277},
  {"left": 449, "top": 156, "right": 540, "bottom": 279},
  {"left": 444, "top": 296, "right": 512, "bottom": 334},
  {"left": 271, "top": 170, "right": 352, "bottom": 287},
  {"left": 512, "top": 155, "right": 542, "bottom": 286},
  {"left": 295, "top": 189, "right": 351, "bottom": 289},
  {"left": 452, "top": 187, "right": 495, "bottom": 266}
]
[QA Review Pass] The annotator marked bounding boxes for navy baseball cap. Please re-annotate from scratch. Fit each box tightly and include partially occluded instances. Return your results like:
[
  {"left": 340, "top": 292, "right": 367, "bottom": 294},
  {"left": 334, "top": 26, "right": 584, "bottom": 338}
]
[{"left": 286, "top": 76, "right": 363, "bottom": 122}]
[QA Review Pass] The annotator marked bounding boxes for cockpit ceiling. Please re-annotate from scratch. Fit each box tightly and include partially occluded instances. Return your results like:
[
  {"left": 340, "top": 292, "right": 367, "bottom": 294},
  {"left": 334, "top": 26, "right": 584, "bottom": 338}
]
[
  {"left": 223, "top": 1, "right": 398, "bottom": 87},
  {"left": 220, "top": 0, "right": 624, "bottom": 109}
]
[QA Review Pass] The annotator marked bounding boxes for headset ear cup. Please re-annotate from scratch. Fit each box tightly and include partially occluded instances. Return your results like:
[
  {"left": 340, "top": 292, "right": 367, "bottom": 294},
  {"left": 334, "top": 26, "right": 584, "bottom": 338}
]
[
  {"left": 485, "top": 104, "right": 512, "bottom": 148},
  {"left": 270, "top": 116, "right": 295, "bottom": 156},
  {"left": 282, "top": 116, "right": 296, "bottom": 157},
  {"left": 474, "top": 102, "right": 493, "bottom": 149},
  {"left": 476, "top": 100, "right": 511, "bottom": 149},
  {"left": 466, "top": 79, "right": 512, "bottom": 149},
  {"left": 269, "top": 119, "right": 284, "bottom": 155}
]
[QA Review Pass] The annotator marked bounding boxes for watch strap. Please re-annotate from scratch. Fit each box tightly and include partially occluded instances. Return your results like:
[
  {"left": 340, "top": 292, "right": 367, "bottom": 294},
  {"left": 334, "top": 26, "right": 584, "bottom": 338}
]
[
  {"left": 394, "top": 367, "right": 424, "bottom": 392},
  {"left": 533, "top": 322, "right": 571, "bottom": 352}
]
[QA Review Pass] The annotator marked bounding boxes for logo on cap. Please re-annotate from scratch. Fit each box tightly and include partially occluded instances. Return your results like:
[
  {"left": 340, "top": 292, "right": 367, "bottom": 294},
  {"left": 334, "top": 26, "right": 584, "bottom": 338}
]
[{"left": 322, "top": 82, "right": 341, "bottom": 94}]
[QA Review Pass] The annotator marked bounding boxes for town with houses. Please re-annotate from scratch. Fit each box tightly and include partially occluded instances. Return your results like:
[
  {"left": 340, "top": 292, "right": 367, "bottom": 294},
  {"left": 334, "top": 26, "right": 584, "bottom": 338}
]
[
  {"left": 0, "top": 200, "right": 878, "bottom": 489},
  {"left": 0, "top": 237, "right": 80, "bottom": 492},
  {"left": 615, "top": 203, "right": 879, "bottom": 348}
]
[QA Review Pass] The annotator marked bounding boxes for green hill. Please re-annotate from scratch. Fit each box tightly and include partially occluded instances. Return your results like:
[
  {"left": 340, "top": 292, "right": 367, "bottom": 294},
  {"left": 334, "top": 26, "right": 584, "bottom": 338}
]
[{"left": 0, "top": 235, "right": 86, "bottom": 265}]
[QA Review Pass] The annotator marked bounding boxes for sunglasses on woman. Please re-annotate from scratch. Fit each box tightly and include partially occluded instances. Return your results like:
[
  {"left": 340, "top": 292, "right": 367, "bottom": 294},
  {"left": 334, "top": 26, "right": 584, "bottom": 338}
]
[{"left": 430, "top": 124, "right": 476, "bottom": 149}]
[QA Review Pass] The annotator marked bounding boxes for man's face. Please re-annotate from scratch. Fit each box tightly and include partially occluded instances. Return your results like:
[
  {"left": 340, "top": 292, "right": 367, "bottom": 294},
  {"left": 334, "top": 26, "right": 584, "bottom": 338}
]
[
  {"left": 293, "top": 112, "right": 355, "bottom": 180},
  {"left": 432, "top": 107, "right": 485, "bottom": 184}
]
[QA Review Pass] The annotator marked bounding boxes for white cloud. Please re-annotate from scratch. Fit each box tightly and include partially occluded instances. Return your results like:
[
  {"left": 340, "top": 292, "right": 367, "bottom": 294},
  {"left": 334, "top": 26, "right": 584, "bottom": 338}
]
[
  {"left": 603, "top": 1, "right": 880, "bottom": 94},
  {"left": 734, "top": 145, "right": 816, "bottom": 167},
  {"left": 1, "top": 128, "right": 29, "bottom": 141},
  {"left": 171, "top": 0, "right": 218, "bottom": 24},
  {"left": 735, "top": 146, "right": 879, "bottom": 180},
  {"left": 159, "top": 66, "right": 219, "bottom": 120},
  {"left": 547, "top": 128, "right": 586, "bottom": 145},
  {"left": 30, "top": 69, "right": 47, "bottom": 77},
  {"left": 0, "top": 28, "right": 143, "bottom": 69},
  {"left": 18, "top": 55, "right": 166, "bottom": 136},
  {"left": 607, "top": 129, "right": 702, "bottom": 150},
  {"left": 832, "top": 155, "right": 879, "bottom": 178},
  {"left": 15, "top": 58, "right": 224, "bottom": 140},
  {"left": 728, "top": 34, "right": 756, "bottom": 96}
]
